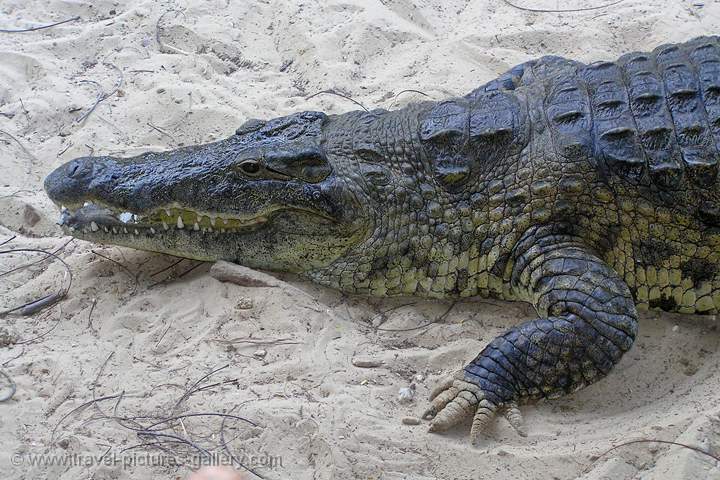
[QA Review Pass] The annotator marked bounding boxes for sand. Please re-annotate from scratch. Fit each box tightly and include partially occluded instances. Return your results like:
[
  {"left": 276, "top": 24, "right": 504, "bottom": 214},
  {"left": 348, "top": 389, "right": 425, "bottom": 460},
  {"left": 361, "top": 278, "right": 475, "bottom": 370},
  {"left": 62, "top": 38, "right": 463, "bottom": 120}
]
[{"left": 1, "top": 0, "right": 720, "bottom": 479}]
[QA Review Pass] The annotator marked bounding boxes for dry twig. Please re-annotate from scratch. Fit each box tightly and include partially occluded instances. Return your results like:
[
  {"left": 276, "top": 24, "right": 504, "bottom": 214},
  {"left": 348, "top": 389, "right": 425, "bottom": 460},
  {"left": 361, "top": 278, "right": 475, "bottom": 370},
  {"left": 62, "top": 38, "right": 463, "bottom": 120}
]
[
  {"left": 0, "top": 369, "right": 16, "bottom": 402},
  {"left": 91, "top": 249, "right": 139, "bottom": 294},
  {"left": 76, "top": 63, "right": 124, "bottom": 124},
  {"left": 0, "top": 247, "right": 73, "bottom": 317},
  {"left": 500, "top": 0, "right": 624, "bottom": 13},
  {"left": 0, "top": 16, "right": 80, "bottom": 33},
  {"left": 306, "top": 89, "right": 369, "bottom": 112},
  {"left": 591, "top": 438, "right": 720, "bottom": 468},
  {"left": 156, "top": 10, "right": 191, "bottom": 55}
]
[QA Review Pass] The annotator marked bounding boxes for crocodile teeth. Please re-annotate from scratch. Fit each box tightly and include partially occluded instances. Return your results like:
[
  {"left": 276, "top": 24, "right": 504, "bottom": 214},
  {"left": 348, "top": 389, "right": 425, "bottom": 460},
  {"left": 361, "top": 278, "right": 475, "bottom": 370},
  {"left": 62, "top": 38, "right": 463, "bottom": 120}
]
[
  {"left": 112, "top": 227, "right": 118, "bottom": 234},
  {"left": 177, "top": 216, "right": 184, "bottom": 229},
  {"left": 162, "top": 221, "right": 169, "bottom": 231},
  {"left": 57, "top": 210, "right": 70, "bottom": 226},
  {"left": 103, "top": 226, "right": 109, "bottom": 233},
  {"left": 150, "top": 227, "right": 156, "bottom": 234},
  {"left": 90, "top": 221, "right": 99, "bottom": 232},
  {"left": 210, "top": 216, "right": 216, "bottom": 226},
  {"left": 165, "top": 209, "right": 172, "bottom": 217},
  {"left": 134, "top": 229, "right": 139, "bottom": 235},
  {"left": 118, "top": 212, "right": 133, "bottom": 223},
  {"left": 193, "top": 222, "right": 200, "bottom": 231},
  {"left": 123, "top": 227, "right": 128, "bottom": 234}
]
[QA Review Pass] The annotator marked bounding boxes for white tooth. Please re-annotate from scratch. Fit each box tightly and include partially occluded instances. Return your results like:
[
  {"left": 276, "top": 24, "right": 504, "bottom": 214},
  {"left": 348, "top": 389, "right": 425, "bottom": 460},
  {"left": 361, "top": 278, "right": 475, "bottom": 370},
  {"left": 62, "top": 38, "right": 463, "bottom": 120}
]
[
  {"left": 90, "top": 221, "right": 99, "bottom": 232},
  {"left": 131, "top": 214, "right": 137, "bottom": 223},
  {"left": 103, "top": 226, "right": 109, "bottom": 233},
  {"left": 134, "top": 229, "right": 140, "bottom": 235},
  {"left": 165, "top": 209, "right": 172, "bottom": 217},
  {"left": 112, "top": 227, "right": 118, "bottom": 234},
  {"left": 150, "top": 227, "right": 156, "bottom": 234},
  {"left": 210, "top": 216, "right": 216, "bottom": 226},
  {"left": 177, "top": 216, "right": 184, "bottom": 229},
  {"left": 221, "top": 228, "right": 226, "bottom": 233},
  {"left": 223, "top": 218, "right": 229, "bottom": 225},
  {"left": 123, "top": 227, "right": 128, "bottom": 234},
  {"left": 193, "top": 222, "right": 200, "bottom": 231},
  {"left": 162, "top": 222, "right": 169, "bottom": 230},
  {"left": 208, "top": 227, "right": 213, "bottom": 232}
]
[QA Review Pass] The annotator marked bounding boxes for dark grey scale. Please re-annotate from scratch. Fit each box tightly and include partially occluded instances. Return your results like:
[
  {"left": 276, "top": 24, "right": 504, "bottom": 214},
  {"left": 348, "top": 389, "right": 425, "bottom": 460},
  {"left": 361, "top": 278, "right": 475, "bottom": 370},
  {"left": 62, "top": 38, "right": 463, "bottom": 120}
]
[
  {"left": 619, "top": 52, "right": 684, "bottom": 188},
  {"left": 543, "top": 79, "right": 592, "bottom": 161},
  {"left": 418, "top": 99, "right": 472, "bottom": 188},
  {"left": 467, "top": 61, "right": 531, "bottom": 97},
  {"left": 655, "top": 43, "right": 719, "bottom": 186},
  {"left": 351, "top": 112, "right": 385, "bottom": 163},
  {"left": 468, "top": 91, "right": 529, "bottom": 167},
  {"left": 581, "top": 61, "right": 646, "bottom": 182},
  {"left": 688, "top": 40, "right": 720, "bottom": 153}
]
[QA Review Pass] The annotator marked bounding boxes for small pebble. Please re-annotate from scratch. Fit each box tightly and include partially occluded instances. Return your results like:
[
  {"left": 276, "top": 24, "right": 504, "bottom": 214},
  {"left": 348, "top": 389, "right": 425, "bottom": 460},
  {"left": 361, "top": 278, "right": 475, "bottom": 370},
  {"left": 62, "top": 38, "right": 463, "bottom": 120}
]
[
  {"left": 253, "top": 349, "right": 267, "bottom": 359},
  {"left": 352, "top": 358, "right": 383, "bottom": 368},
  {"left": 414, "top": 373, "right": 425, "bottom": 382},
  {"left": 398, "top": 385, "right": 415, "bottom": 403},
  {"left": 402, "top": 416, "right": 421, "bottom": 425},
  {"left": 672, "top": 325, "right": 679, "bottom": 332},
  {"left": 235, "top": 297, "right": 253, "bottom": 310}
]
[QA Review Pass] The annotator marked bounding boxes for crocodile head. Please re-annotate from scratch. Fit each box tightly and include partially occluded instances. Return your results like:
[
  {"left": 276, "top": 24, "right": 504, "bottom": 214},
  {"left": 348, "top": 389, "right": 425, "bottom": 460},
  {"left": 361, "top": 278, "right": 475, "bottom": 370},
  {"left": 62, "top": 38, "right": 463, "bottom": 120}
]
[{"left": 44, "top": 111, "right": 372, "bottom": 273}]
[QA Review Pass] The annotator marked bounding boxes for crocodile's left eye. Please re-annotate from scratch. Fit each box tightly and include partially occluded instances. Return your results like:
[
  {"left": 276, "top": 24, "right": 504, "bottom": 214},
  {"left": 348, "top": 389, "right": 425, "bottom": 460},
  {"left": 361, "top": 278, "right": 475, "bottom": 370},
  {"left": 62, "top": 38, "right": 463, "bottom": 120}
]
[{"left": 239, "top": 159, "right": 261, "bottom": 176}]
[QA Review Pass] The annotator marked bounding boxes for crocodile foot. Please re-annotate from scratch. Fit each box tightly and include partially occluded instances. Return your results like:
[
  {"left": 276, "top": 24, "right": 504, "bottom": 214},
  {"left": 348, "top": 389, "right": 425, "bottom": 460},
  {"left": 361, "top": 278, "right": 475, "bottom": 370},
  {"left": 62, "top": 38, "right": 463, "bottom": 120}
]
[{"left": 422, "top": 371, "right": 526, "bottom": 444}]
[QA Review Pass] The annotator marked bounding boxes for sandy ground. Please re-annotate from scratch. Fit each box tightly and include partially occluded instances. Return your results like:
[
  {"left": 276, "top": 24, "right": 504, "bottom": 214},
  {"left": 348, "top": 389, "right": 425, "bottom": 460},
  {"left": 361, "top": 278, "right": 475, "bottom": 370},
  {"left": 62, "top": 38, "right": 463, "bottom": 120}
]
[{"left": 1, "top": 0, "right": 720, "bottom": 479}]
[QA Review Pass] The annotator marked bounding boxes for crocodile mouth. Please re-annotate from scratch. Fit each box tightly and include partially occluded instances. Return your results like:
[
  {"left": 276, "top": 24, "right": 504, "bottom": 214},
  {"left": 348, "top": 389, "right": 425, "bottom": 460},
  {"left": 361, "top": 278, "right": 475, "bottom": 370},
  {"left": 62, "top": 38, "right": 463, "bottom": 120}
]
[{"left": 56, "top": 201, "right": 273, "bottom": 237}]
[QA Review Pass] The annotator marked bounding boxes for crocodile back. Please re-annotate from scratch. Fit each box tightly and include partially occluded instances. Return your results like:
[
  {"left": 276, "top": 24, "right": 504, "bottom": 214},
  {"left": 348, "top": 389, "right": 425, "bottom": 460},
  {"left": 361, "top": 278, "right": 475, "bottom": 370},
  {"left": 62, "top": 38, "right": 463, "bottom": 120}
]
[
  {"left": 515, "top": 37, "right": 720, "bottom": 230},
  {"left": 599, "top": 37, "right": 719, "bottom": 187}
]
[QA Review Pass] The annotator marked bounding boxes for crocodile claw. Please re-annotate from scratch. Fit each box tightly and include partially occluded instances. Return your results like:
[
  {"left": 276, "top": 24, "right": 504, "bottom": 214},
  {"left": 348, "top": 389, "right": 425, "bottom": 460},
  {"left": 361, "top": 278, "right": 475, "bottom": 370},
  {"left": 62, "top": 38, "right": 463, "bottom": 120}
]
[{"left": 423, "top": 371, "right": 527, "bottom": 444}]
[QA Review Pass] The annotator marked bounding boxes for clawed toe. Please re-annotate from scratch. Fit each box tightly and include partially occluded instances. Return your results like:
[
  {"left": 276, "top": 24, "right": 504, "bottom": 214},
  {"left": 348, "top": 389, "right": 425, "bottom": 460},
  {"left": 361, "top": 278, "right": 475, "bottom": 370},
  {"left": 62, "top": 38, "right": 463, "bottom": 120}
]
[
  {"left": 423, "top": 372, "right": 527, "bottom": 443},
  {"left": 502, "top": 401, "right": 527, "bottom": 437}
]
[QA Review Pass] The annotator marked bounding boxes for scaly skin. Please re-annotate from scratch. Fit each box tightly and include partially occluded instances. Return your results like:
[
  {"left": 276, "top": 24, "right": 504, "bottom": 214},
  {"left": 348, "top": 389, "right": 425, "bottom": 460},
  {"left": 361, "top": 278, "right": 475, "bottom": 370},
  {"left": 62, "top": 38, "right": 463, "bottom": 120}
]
[{"left": 45, "top": 36, "right": 720, "bottom": 443}]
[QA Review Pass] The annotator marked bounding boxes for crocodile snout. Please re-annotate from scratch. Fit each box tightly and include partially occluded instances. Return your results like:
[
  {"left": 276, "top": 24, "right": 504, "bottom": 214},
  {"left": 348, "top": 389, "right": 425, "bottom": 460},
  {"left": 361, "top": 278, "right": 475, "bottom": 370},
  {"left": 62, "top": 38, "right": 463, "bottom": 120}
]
[{"left": 44, "top": 156, "right": 101, "bottom": 206}]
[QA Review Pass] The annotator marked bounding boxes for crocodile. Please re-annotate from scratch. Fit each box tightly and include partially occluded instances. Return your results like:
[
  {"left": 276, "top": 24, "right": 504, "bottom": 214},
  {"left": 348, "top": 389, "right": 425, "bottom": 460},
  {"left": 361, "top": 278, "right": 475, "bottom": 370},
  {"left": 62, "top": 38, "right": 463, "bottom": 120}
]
[{"left": 45, "top": 36, "right": 720, "bottom": 444}]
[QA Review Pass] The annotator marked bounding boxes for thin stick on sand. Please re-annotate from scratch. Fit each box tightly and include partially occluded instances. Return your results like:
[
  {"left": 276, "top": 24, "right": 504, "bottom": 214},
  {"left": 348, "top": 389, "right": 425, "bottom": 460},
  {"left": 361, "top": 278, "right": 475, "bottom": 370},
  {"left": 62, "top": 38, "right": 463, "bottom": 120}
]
[
  {"left": 0, "top": 370, "right": 16, "bottom": 402},
  {"left": 0, "top": 16, "right": 80, "bottom": 33},
  {"left": 500, "top": 0, "right": 624, "bottom": 13}
]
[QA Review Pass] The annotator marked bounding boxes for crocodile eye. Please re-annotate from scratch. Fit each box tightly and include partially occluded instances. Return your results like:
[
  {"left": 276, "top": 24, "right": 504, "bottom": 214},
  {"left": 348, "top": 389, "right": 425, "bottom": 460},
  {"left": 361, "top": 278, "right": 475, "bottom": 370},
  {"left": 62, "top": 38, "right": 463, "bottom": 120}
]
[{"left": 239, "top": 160, "right": 261, "bottom": 176}]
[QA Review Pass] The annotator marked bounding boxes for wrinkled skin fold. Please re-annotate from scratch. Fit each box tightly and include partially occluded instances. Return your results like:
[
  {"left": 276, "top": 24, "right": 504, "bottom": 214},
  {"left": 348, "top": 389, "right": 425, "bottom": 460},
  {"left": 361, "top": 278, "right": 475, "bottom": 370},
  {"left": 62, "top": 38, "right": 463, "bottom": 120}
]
[{"left": 46, "top": 36, "right": 720, "bottom": 443}]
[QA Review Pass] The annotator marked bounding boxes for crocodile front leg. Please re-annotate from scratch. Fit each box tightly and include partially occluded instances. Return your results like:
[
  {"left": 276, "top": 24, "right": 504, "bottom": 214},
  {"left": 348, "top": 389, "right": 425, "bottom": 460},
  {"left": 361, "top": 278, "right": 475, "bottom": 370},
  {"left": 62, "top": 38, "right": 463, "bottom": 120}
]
[{"left": 423, "top": 225, "right": 639, "bottom": 444}]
